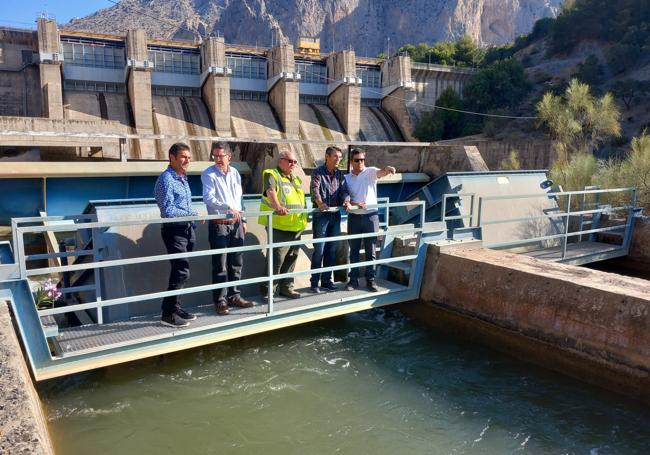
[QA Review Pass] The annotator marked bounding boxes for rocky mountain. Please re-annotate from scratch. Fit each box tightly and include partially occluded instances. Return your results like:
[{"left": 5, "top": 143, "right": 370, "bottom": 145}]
[{"left": 66, "top": 0, "right": 562, "bottom": 56}]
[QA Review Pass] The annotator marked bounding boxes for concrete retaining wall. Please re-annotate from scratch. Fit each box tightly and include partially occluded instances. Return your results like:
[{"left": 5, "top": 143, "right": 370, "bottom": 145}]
[
  {"left": 0, "top": 302, "right": 53, "bottom": 454},
  {"left": 402, "top": 244, "right": 650, "bottom": 403},
  {"left": 438, "top": 135, "right": 554, "bottom": 170}
]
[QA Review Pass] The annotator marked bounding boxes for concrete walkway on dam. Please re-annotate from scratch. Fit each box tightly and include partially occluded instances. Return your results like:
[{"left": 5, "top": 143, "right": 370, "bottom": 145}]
[{"left": 401, "top": 241, "right": 650, "bottom": 405}]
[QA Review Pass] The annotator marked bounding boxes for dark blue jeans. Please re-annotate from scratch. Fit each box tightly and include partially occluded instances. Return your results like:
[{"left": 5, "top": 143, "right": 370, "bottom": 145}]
[
  {"left": 310, "top": 211, "right": 341, "bottom": 286},
  {"left": 347, "top": 212, "right": 379, "bottom": 282}
]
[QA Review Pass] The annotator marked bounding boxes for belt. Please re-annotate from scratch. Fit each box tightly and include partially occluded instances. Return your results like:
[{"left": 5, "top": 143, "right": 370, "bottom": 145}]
[{"left": 211, "top": 219, "right": 237, "bottom": 225}]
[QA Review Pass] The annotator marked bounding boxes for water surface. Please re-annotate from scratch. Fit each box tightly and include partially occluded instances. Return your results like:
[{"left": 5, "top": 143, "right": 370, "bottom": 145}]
[{"left": 40, "top": 309, "right": 650, "bottom": 454}]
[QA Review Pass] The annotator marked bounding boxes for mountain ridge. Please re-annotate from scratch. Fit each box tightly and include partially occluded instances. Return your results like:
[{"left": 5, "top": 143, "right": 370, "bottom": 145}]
[{"left": 66, "top": 0, "right": 562, "bottom": 56}]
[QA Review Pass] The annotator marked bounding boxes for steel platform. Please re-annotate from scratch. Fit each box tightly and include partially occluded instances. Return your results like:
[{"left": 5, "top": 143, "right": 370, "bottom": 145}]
[
  {"left": 6, "top": 279, "right": 416, "bottom": 381},
  {"left": 522, "top": 241, "right": 627, "bottom": 265}
]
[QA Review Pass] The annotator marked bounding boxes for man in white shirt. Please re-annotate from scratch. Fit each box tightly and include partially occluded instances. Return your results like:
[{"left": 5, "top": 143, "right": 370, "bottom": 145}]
[
  {"left": 202, "top": 142, "right": 254, "bottom": 315},
  {"left": 344, "top": 147, "right": 396, "bottom": 292}
]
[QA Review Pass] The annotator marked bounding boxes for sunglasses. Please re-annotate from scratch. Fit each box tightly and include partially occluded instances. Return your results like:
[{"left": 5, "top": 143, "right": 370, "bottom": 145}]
[
  {"left": 353, "top": 158, "right": 365, "bottom": 163},
  {"left": 282, "top": 158, "right": 298, "bottom": 165}
]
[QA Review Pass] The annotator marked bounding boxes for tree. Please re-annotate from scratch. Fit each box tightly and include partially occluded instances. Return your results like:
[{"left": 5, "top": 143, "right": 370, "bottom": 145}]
[
  {"left": 607, "top": 43, "right": 642, "bottom": 74},
  {"left": 463, "top": 58, "right": 530, "bottom": 113},
  {"left": 413, "top": 87, "right": 465, "bottom": 141},
  {"left": 611, "top": 79, "right": 650, "bottom": 110},
  {"left": 429, "top": 41, "right": 456, "bottom": 65},
  {"left": 536, "top": 78, "right": 621, "bottom": 163},
  {"left": 454, "top": 34, "right": 484, "bottom": 67},
  {"left": 573, "top": 54, "right": 604, "bottom": 86}
]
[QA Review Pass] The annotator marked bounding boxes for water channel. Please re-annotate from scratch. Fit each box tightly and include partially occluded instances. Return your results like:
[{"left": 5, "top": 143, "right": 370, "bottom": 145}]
[{"left": 40, "top": 308, "right": 650, "bottom": 454}]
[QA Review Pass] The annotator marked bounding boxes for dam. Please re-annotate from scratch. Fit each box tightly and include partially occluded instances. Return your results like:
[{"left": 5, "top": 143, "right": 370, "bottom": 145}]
[
  {"left": 0, "top": 19, "right": 452, "bottom": 165},
  {"left": 0, "top": 18, "right": 649, "bottom": 455}
]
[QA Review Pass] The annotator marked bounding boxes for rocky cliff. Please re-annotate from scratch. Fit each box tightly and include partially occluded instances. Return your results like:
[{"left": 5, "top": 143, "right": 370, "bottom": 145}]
[{"left": 66, "top": 0, "right": 562, "bottom": 56}]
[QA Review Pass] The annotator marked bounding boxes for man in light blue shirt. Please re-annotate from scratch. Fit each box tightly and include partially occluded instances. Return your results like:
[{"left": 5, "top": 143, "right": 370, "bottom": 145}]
[
  {"left": 202, "top": 142, "right": 253, "bottom": 315},
  {"left": 154, "top": 143, "right": 198, "bottom": 328}
]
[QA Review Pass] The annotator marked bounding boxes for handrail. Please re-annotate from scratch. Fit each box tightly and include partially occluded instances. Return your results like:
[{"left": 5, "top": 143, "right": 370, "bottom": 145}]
[
  {"left": 441, "top": 193, "right": 475, "bottom": 227},
  {"left": 478, "top": 187, "right": 637, "bottom": 261},
  {"left": 14, "top": 200, "right": 427, "bottom": 325}
]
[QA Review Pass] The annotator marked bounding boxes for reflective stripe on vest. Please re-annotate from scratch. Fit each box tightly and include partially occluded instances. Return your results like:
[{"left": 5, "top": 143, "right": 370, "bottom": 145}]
[{"left": 258, "top": 168, "right": 307, "bottom": 232}]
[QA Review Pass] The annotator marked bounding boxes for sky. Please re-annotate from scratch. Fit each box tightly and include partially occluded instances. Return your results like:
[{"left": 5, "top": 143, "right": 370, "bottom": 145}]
[{"left": 1, "top": 0, "right": 112, "bottom": 28}]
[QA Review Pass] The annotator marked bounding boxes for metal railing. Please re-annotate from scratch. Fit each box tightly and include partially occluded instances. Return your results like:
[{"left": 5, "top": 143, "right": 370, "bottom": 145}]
[
  {"left": 441, "top": 193, "right": 476, "bottom": 227},
  {"left": 12, "top": 200, "right": 426, "bottom": 332},
  {"left": 476, "top": 188, "right": 637, "bottom": 260}
]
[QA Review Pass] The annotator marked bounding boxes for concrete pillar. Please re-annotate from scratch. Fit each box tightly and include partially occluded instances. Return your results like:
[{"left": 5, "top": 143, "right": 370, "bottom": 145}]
[
  {"left": 380, "top": 55, "right": 416, "bottom": 141},
  {"left": 201, "top": 37, "right": 231, "bottom": 136},
  {"left": 326, "top": 50, "right": 360, "bottom": 139},
  {"left": 125, "top": 29, "right": 155, "bottom": 159},
  {"left": 37, "top": 18, "right": 63, "bottom": 120},
  {"left": 267, "top": 43, "right": 299, "bottom": 137}
]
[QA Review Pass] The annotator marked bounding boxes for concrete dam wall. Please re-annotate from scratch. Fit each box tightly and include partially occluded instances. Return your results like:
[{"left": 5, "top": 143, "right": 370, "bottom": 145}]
[
  {"left": 360, "top": 107, "right": 404, "bottom": 142},
  {"left": 151, "top": 96, "right": 214, "bottom": 161}
]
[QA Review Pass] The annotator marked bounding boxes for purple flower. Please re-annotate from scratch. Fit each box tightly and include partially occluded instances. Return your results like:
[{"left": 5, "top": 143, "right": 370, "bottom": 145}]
[{"left": 44, "top": 279, "right": 62, "bottom": 301}]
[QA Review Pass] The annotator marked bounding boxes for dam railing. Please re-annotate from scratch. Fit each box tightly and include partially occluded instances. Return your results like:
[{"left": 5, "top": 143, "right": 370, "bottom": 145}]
[
  {"left": 472, "top": 187, "right": 637, "bottom": 264},
  {"left": 12, "top": 200, "right": 426, "bottom": 328}
]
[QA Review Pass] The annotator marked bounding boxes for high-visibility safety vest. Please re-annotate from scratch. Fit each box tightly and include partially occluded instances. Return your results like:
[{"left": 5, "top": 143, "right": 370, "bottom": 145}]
[{"left": 258, "top": 168, "right": 307, "bottom": 232}]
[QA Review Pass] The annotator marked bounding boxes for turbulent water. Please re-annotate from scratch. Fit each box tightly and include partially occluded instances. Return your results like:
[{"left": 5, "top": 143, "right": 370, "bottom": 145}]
[{"left": 40, "top": 309, "right": 650, "bottom": 454}]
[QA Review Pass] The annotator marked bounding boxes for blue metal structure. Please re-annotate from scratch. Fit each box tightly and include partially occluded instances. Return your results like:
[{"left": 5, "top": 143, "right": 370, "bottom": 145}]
[
  {"left": 392, "top": 171, "right": 639, "bottom": 265},
  {"left": 1, "top": 200, "right": 445, "bottom": 380}
]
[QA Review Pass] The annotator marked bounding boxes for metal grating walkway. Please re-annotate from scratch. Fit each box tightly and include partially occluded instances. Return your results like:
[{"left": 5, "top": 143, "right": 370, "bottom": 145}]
[
  {"left": 56, "top": 280, "right": 409, "bottom": 357},
  {"left": 522, "top": 241, "right": 626, "bottom": 265}
]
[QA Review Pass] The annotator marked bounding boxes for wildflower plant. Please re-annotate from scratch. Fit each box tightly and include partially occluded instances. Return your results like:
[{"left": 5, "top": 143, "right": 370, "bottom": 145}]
[{"left": 34, "top": 279, "right": 62, "bottom": 310}]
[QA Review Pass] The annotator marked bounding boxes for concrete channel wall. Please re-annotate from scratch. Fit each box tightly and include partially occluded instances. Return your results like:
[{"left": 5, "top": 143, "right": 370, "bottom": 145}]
[
  {"left": 401, "top": 243, "right": 650, "bottom": 404},
  {"left": 629, "top": 217, "right": 650, "bottom": 265},
  {"left": 0, "top": 302, "right": 53, "bottom": 454}
]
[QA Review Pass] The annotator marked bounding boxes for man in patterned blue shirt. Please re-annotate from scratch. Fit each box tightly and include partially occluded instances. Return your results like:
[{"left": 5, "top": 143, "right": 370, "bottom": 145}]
[{"left": 154, "top": 143, "right": 199, "bottom": 328}]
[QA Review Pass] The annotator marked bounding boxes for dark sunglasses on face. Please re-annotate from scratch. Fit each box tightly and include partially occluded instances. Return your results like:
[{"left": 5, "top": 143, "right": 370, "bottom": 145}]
[
  {"left": 282, "top": 158, "right": 298, "bottom": 165},
  {"left": 353, "top": 158, "right": 365, "bottom": 163}
]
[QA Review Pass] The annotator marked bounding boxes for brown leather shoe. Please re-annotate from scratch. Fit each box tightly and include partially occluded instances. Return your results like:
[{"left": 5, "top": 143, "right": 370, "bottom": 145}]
[
  {"left": 229, "top": 297, "right": 254, "bottom": 308},
  {"left": 279, "top": 289, "right": 301, "bottom": 299},
  {"left": 215, "top": 301, "right": 229, "bottom": 315}
]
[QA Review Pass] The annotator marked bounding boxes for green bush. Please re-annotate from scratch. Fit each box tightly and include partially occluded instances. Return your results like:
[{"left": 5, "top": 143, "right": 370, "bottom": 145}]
[
  {"left": 549, "top": 152, "right": 598, "bottom": 191},
  {"left": 413, "top": 87, "right": 465, "bottom": 141},
  {"left": 573, "top": 54, "right": 604, "bottom": 86},
  {"left": 463, "top": 58, "right": 530, "bottom": 112},
  {"left": 499, "top": 149, "right": 521, "bottom": 170},
  {"left": 548, "top": 132, "right": 650, "bottom": 212}
]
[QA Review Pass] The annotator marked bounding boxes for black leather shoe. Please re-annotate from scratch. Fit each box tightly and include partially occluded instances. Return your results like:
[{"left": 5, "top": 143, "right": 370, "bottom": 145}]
[{"left": 366, "top": 280, "right": 379, "bottom": 292}]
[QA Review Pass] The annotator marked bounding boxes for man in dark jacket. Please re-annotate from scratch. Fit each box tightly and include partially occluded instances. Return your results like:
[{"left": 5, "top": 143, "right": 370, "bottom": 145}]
[{"left": 309, "top": 146, "right": 350, "bottom": 293}]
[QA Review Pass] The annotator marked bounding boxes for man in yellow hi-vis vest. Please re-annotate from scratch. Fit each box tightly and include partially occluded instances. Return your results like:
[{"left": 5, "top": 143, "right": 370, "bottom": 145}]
[{"left": 259, "top": 148, "right": 307, "bottom": 299}]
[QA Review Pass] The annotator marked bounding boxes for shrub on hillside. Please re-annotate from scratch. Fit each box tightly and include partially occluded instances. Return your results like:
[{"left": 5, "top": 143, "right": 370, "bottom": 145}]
[
  {"left": 413, "top": 87, "right": 465, "bottom": 141},
  {"left": 573, "top": 55, "right": 604, "bottom": 86}
]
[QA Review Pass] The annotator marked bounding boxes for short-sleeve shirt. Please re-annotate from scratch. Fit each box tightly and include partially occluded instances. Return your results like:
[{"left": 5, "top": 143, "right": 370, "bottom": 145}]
[{"left": 345, "top": 167, "right": 379, "bottom": 214}]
